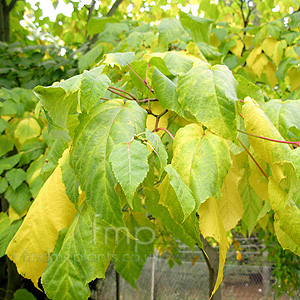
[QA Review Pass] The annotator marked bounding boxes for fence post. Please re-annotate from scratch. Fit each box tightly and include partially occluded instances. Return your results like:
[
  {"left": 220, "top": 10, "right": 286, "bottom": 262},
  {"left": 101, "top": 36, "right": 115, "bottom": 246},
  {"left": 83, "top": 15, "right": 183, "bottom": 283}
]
[
  {"left": 262, "top": 250, "right": 271, "bottom": 297},
  {"left": 150, "top": 249, "right": 158, "bottom": 300}
]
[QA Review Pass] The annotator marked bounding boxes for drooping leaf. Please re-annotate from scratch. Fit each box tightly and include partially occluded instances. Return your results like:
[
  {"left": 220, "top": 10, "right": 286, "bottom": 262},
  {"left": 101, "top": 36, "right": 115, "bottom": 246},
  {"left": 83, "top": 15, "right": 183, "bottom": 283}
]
[
  {"left": 242, "top": 97, "right": 292, "bottom": 164},
  {"left": 42, "top": 203, "right": 115, "bottom": 300},
  {"left": 12, "top": 289, "right": 37, "bottom": 300},
  {"left": 113, "top": 212, "right": 154, "bottom": 288},
  {"left": 109, "top": 140, "right": 149, "bottom": 208},
  {"left": 170, "top": 124, "right": 232, "bottom": 207},
  {"left": 198, "top": 197, "right": 229, "bottom": 297},
  {"left": 5, "top": 183, "right": 31, "bottom": 215},
  {"left": 177, "top": 64, "right": 238, "bottom": 141},
  {"left": 0, "top": 177, "right": 8, "bottom": 193},
  {"left": 6, "top": 165, "right": 77, "bottom": 288},
  {"left": 219, "top": 165, "right": 244, "bottom": 231},
  {"left": 102, "top": 52, "right": 134, "bottom": 69},
  {"left": 79, "top": 68, "right": 110, "bottom": 113},
  {"left": 159, "top": 165, "right": 196, "bottom": 223},
  {"left": 0, "top": 153, "right": 22, "bottom": 174},
  {"left": 5, "top": 168, "right": 27, "bottom": 190},
  {"left": 269, "top": 177, "right": 300, "bottom": 253},
  {"left": 145, "top": 129, "right": 168, "bottom": 178},
  {"left": 144, "top": 187, "right": 198, "bottom": 250},
  {"left": 70, "top": 100, "right": 147, "bottom": 227},
  {"left": 179, "top": 11, "right": 213, "bottom": 44}
]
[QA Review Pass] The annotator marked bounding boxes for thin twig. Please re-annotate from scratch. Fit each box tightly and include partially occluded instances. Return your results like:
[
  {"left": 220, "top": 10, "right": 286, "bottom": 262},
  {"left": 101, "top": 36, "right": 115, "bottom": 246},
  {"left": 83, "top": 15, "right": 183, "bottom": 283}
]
[
  {"left": 153, "top": 109, "right": 168, "bottom": 132},
  {"left": 107, "top": 88, "right": 133, "bottom": 100},
  {"left": 137, "top": 98, "right": 158, "bottom": 103},
  {"left": 237, "top": 137, "right": 268, "bottom": 180},
  {"left": 154, "top": 128, "right": 175, "bottom": 140},
  {"left": 238, "top": 129, "right": 300, "bottom": 147},
  {"left": 109, "top": 86, "right": 136, "bottom": 100}
]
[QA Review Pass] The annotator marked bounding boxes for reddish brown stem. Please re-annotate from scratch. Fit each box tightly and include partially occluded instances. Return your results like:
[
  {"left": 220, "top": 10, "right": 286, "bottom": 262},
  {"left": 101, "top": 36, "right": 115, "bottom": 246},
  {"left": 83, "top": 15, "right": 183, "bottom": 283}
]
[
  {"left": 238, "top": 129, "right": 300, "bottom": 147},
  {"left": 108, "top": 88, "right": 133, "bottom": 100},
  {"left": 154, "top": 128, "right": 175, "bottom": 140},
  {"left": 237, "top": 137, "right": 268, "bottom": 180},
  {"left": 238, "top": 112, "right": 244, "bottom": 119},
  {"left": 109, "top": 86, "right": 136, "bottom": 100},
  {"left": 137, "top": 98, "right": 158, "bottom": 103},
  {"left": 100, "top": 97, "right": 110, "bottom": 101},
  {"left": 128, "top": 64, "right": 154, "bottom": 93},
  {"left": 239, "top": 99, "right": 245, "bottom": 103}
]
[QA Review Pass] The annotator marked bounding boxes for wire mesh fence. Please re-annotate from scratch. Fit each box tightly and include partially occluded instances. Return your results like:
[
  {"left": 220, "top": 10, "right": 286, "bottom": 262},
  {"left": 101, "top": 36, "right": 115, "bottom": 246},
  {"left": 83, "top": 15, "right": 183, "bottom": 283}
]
[{"left": 93, "top": 242, "right": 300, "bottom": 300}]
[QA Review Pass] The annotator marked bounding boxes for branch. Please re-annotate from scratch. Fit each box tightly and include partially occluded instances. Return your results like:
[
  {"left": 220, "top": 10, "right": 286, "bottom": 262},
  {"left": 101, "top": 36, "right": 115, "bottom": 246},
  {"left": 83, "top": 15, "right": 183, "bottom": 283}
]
[
  {"left": 106, "top": 0, "right": 124, "bottom": 17},
  {"left": 6, "top": 0, "right": 18, "bottom": 12},
  {"left": 85, "top": 0, "right": 96, "bottom": 23}
]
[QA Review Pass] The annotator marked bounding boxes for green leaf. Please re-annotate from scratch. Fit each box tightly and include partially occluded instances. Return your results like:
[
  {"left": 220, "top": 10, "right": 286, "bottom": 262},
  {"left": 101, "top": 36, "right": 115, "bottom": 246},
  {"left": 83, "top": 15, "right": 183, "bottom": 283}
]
[
  {"left": 102, "top": 52, "right": 134, "bottom": 69},
  {"left": 170, "top": 124, "right": 232, "bottom": 207},
  {"left": 177, "top": 64, "right": 238, "bottom": 141},
  {"left": 157, "top": 18, "right": 185, "bottom": 48},
  {"left": 243, "top": 97, "right": 292, "bottom": 164},
  {"left": 78, "top": 44, "right": 103, "bottom": 73},
  {"left": 179, "top": 11, "right": 213, "bottom": 44},
  {"left": 0, "top": 153, "right": 22, "bottom": 174},
  {"left": 14, "top": 118, "right": 41, "bottom": 144},
  {"left": 0, "top": 118, "right": 9, "bottom": 133},
  {"left": 235, "top": 74, "right": 264, "bottom": 107},
  {"left": 0, "top": 135, "right": 14, "bottom": 157},
  {"left": 113, "top": 212, "right": 154, "bottom": 288},
  {"left": 160, "top": 165, "right": 196, "bottom": 223},
  {"left": 144, "top": 187, "right": 197, "bottom": 250},
  {"left": 5, "top": 183, "right": 31, "bottom": 215},
  {"left": 13, "top": 289, "right": 37, "bottom": 300},
  {"left": 60, "top": 149, "right": 80, "bottom": 208},
  {"left": 70, "top": 100, "right": 147, "bottom": 227},
  {"left": 87, "top": 16, "right": 118, "bottom": 36},
  {"left": 41, "top": 138, "right": 68, "bottom": 181},
  {"left": 163, "top": 52, "right": 193, "bottom": 75},
  {"left": 80, "top": 68, "right": 110, "bottom": 113},
  {"left": 110, "top": 140, "right": 149, "bottom": 208},
  {"left": 42, "top": 204, "right": 115, "bottom": 300},
  {"left": 19, "top": 139, "right": 45, "bottom": 165},
  {"left": 264, "top": 99, "right": 300, "bottom": 141},
  {"left": 146, "top": 129, "right": 168, "bottom": 178},
  {"left": 0, "top": 217, "right": 22, "bottom": 258},
  {"left": 152, "top": 68, "right": 193, "bottom": 120},
  {"left": 5, "top": 168, "right": 27, "bottom": 190},
  {"left": 0, "top": 177, "right": 8, "bottom": 193}
]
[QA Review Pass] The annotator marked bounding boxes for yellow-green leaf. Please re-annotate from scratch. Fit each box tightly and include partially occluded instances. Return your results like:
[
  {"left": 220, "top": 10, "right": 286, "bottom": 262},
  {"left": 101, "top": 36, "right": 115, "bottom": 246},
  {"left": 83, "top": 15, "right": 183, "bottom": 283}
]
[
  {"left": 6, "top": 164, "right": 77, "bottom": 288},
  {"left": 14, "top": 118, "right": 41, "bottom": 145}
]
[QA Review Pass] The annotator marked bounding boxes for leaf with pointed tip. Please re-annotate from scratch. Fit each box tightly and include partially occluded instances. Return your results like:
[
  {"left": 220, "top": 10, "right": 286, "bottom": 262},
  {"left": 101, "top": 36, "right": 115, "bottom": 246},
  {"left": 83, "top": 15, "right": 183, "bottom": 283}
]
[
  {"left": 171, "top": 124, "right": 232, "bottom": 208},
  {"left": 110, "top": 140, "right": 149, "bottom": 208},
  {"left": 70, "top": 100, "right": 147, "bottom": 227},
  {"left": 269, "top": 177, "right": 300, "bottom": 253},
  {"left": 177, "top": 64, "right": 238, "bottom": 141},
  {"left": 102, "top": 52, "right": 134, "bottom": 69},
  {"left": 179, "top": 11, "right": 213, "bottom": 44},
  {"left": 113, "top": 212, "right": 154, "bottom": 288},
  {"left": 144, "top": 187, "right": 198, "bottom": 250},
  {"left": 42, "top": 203, "right": 115, "bottom": 300},
  {"left": 5, "top": 168, "right": 27, "bottom": 190},
  {"left": 152, "top": 68, "right": 194, "bottom": 121},
  {"left": 145, "top": 129, "right": 168, "bottom": 178},
  {"left": 243, "top": 97, "right": 292, "bottom": 164},
  {"left": 198, "top": 197, "right": 229, "bottom": 297},
  {"left": 219, "top": 166, "right": 244, "bottom": 231},
  {"left": 159, "top": 165, "right": 195, "bottom": 223},
  {"left": 264, "top": 99, "right": 300, "bottom": 140},
  {"left": 80, "top": 69, "right": 110, "bottom": 113},
  {"left": 6, "top": 165, "right": 76, "bottom": 288}
]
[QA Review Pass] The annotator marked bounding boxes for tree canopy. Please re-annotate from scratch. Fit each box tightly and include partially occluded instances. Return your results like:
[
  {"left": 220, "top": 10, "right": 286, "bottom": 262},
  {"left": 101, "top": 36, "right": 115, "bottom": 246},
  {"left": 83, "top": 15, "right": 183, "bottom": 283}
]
[{"left": 1, "top": 0, "right": 300, "bottom": 299}]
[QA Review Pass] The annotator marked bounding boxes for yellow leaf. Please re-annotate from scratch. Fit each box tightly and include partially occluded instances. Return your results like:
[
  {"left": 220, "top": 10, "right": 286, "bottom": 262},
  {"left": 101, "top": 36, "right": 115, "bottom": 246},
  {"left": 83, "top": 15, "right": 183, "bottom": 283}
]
[
  {"left": 210, "top": 33, "right": 221, "bottom": 48},
  {"left": 230, "top": 40, "right": 244, "bottom": 57},
  {"left": 246, "top": 46, "right": 262, "bottom": 68},
  {"left": 243, "top": 36, "right": 253, "bottom": 49},
  {"left": 263, "top": 62, "right": 278, "bottom": 88},
  {"left": 6, "top": 164, "right": 76, "bottom": 288},
  {"left": 285, "top": 46, "right": 300, "bottom": 59},
  {"left": 262, "top": 38, "right": 287, "bottom": 66},
  {"left": 219, "top": 166, "right": 244, "bottom": 231},
  {"left": 242, "top": 97, "right": 291, "bottom": 165},
  {"left": 198, "top": 197, "right": 229, "bottom": 297},
  {"left": 14, "top": 118, "right": 41, "bottom": 145},
  {"left": 9, "top": 203, "right": 29, "bottom": 223},
  {"left": 288, "top": 67, "right": 300, "bottom": 91},
  {"left": 251, "top": 53, "right": 269, "bottom": 77},
  {"left": 236, "top": 250, "right": 242, "bottom": 261}
]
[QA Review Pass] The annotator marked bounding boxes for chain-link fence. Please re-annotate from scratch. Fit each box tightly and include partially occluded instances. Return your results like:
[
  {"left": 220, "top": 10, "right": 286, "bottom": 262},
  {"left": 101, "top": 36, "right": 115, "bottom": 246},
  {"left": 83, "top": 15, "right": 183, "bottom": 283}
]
[{"left": 93, "top": 241, "right": 300, "bottom": 300}]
